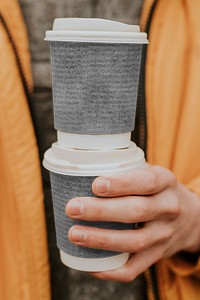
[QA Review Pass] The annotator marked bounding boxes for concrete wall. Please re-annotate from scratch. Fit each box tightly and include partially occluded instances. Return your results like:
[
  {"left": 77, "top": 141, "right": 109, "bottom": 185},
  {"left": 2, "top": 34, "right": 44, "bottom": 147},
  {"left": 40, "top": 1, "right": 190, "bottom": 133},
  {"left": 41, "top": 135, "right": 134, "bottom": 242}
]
[{"left": 18, "top": 1, "right": 145, "bottom": 299}]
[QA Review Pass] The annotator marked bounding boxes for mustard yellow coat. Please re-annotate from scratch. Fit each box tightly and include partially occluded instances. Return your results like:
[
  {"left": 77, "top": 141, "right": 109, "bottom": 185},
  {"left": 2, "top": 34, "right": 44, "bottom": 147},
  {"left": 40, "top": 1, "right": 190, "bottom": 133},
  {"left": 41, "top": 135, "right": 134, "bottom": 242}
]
[
  {"left": 0, "top": 0, "right": 200, "bottom": 299},
  {"left": 0, "top": 0, "right": 50, "bottom": 299},
  {"left": 141, "top": 1, "right": 200, "bottom": 299}
]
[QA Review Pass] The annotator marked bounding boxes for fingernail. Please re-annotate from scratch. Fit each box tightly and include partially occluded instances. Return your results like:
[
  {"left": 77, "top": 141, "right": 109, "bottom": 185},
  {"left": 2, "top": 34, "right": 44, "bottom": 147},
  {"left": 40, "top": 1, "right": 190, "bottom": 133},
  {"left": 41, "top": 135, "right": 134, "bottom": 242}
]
[
  {"left": 69, "top": 228, "right": 86, "bottom": 242},
  {"left": 66, "top": 200, "right": 83, "bottom": 216},
  {"left": 96, "top": 178, "right": 110, "bottom": 193}
]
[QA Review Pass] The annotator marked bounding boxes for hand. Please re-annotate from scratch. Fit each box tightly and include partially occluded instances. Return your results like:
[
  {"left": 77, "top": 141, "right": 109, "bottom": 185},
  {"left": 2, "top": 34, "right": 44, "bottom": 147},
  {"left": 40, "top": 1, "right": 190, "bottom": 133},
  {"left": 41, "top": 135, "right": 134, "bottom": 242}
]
[{"left": 66, "top": 165, "right": 200, "bottom": 282}]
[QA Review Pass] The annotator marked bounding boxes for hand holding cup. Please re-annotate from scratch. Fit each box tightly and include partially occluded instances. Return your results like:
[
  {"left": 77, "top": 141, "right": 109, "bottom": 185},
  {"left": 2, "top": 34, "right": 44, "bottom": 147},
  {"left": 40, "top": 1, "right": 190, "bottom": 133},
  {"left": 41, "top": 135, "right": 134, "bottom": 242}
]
[{"left": 67, "top": 165, "right": 200, "bottom": 281}]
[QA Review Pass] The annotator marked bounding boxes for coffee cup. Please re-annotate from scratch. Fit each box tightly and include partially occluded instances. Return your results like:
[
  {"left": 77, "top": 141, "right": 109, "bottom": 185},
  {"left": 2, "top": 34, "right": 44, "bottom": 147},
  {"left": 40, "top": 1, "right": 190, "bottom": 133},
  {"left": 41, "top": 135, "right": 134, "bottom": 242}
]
[
  {"left": 45, "top": 18, "right": 148, "bottom": 149},
  {"left": 43, "top": 141, "right": 145, "bottom": 271}
]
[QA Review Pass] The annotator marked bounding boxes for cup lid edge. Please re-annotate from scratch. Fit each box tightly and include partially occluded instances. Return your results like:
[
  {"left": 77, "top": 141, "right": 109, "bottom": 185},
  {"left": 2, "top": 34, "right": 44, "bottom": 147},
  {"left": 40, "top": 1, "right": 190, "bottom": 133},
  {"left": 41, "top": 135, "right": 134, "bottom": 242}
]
[{"left": 52, "top": 18, "right": 140, "bottom": 32}]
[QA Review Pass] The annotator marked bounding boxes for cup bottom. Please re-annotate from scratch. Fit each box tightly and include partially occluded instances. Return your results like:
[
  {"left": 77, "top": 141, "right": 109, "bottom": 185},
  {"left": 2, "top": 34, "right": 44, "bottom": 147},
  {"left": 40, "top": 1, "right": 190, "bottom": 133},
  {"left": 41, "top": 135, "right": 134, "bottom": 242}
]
[
  {"left": 57, "top": 131, "right": 131, "bottom": 150},
  {"left": 60, "top": 250, "right": 129, "bottom": 272}
]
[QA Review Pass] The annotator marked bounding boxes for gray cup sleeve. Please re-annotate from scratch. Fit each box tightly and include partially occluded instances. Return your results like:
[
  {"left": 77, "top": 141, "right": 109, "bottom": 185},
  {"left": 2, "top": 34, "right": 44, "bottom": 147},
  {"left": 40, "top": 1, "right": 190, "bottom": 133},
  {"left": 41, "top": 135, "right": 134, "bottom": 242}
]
[
  {"left": 50, "top": 172, "right": 134, "bottom": 259},
  {"left": 50, "top": 41, "right": 142, "bottom": 135}
]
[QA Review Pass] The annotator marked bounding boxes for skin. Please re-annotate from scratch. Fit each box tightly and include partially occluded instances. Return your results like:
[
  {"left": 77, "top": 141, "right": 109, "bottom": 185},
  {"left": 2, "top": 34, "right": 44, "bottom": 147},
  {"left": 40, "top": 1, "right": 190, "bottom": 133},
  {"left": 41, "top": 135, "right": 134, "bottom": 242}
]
[{"left": 66, "top": 165, "right": 200, "bottom": 282}]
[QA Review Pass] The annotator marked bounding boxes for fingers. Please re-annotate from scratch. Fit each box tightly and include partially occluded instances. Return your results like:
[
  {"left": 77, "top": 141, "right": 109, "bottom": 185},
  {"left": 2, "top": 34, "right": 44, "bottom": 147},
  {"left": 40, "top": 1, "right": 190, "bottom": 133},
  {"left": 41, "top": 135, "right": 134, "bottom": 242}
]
[
  {"left": 90, "top": 244, "right": 164, "bottom": 282},
  {"left": 66, "top": 193, "right": 179, "bottom": 223},
  {"left": 92, "top": 165, "right": 177, "bottom": 197},
  {"left": 68, "top": 221, "right": 172, "bottom": 253}
]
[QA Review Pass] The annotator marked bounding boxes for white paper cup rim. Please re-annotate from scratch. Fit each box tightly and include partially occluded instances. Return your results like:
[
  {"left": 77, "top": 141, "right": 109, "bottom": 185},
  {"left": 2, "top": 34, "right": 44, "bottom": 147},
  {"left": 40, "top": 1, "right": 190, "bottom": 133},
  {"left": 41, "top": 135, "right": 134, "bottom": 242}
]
[
  {"left": 45, "top": 18, "right": 148, "bottom": 44},
  {"left": 60, "top": 250, "right": 129, "bottom": 272}
]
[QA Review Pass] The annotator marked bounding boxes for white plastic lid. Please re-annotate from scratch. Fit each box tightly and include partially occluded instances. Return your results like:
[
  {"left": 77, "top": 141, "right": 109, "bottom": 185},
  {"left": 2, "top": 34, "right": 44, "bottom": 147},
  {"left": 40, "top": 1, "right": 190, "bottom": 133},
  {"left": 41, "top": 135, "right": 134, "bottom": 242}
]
[
  {"left": 45, "top": 18, "right": 148, "bottom": 44},
  {"left": 43, "top": 141, "right": 145, "bottom": 176}
]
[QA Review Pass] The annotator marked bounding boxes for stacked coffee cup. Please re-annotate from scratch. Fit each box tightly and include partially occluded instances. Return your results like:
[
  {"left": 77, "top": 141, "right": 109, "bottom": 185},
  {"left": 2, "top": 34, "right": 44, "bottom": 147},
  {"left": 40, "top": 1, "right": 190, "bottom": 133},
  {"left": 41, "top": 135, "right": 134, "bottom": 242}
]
[{"left": 43, "top": 18, "right": 148, "bottom": 272}]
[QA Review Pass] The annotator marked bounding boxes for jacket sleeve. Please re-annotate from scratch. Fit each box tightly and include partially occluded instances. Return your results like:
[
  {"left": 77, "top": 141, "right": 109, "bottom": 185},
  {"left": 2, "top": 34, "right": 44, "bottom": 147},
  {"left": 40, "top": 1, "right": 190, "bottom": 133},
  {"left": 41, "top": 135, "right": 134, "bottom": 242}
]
[{"left": 167, "top": 175, "right": 200, "bottom": 278}]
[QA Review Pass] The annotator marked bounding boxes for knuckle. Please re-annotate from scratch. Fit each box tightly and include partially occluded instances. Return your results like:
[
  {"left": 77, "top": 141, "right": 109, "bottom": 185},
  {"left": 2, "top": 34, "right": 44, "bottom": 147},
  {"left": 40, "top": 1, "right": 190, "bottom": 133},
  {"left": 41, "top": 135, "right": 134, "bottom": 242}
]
[
  {"left": 146, "top": 171, "right": 158, "bottom": 194},
  {"left": 163, "top": 193, "right": 181, "bottom": 218},
  {"left": 98, "top": 240, "right": 108, "bottom": 249},
  {"left": 134, "top": 198, "right": 149, "bottom": 221},
  {"left": 93, "top": 204, "right": 104, "bottom": 219},
  {"left": 163, "top": 193, "right": 180, "bottom": 217},
  {"left": 94, "top": 235, "right": 109, "bottom": 248},
  {"left": 87, "top": 201, "right": 105, "bottom": 220},
  {"left": 147, "top": 166, "right": 178, "bottom": 192},
  {"left": 86, "top": 233, "right": 108, "bottom": 249},
  {"left": 126, "top": 197, "right": 148, "bottom": 223},
  {"left": 167, "top": 170, "right": 178, "bottom": 187},
  {"left": 134, "top": 233, "right": 148, "bottom": 252},
  {"left": 170, "top": 196, "right": 181, "bottom": 216},
  {"left": 138, "top": 207, "right": 148, "bottom": 222}
]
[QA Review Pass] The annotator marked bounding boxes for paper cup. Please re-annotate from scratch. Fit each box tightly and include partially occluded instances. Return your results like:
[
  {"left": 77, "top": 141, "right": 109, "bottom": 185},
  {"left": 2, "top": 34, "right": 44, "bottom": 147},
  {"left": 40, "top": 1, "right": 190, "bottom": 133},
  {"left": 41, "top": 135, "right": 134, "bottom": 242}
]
[
  {"left": 43, "top": 142, "right": 145, "bottom": 271},
  {"left": 45, "top": 18, "right": 148, "bottom": 149}
]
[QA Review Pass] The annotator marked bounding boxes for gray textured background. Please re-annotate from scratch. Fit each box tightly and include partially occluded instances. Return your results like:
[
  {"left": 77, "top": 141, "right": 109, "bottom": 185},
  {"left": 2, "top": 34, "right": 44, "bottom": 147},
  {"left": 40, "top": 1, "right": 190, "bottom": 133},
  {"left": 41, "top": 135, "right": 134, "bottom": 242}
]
[{"left": 19, "top": 1, "right": 145, "bottom": 299}]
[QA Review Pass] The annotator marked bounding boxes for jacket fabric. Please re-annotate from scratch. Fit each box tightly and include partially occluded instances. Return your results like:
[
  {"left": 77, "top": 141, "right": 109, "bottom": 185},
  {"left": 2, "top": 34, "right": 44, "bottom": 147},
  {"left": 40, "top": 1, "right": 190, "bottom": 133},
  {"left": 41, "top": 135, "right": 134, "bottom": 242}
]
[
  {"left": 0, "top": 0, "right": 50, "bottom": 299},
  {"left": 141, "top": 0, "right": 200, "bottom": 299},
  {"left": 0, "top": 0, "right": 199, "bottom": 299}
]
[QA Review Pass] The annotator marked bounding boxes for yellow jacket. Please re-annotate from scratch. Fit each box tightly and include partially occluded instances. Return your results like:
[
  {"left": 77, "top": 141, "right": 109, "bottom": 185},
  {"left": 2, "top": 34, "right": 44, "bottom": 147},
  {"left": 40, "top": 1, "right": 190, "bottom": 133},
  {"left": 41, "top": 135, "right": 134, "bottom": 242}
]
[
  {"left": 0, "top": 0, "right": 50, "bottom": 299},
  {"left": 141, "top": 0, "right": 200, "bottom": 299},
  {"left": 0, "top": 0, "right": 199, "bottom": 299}
]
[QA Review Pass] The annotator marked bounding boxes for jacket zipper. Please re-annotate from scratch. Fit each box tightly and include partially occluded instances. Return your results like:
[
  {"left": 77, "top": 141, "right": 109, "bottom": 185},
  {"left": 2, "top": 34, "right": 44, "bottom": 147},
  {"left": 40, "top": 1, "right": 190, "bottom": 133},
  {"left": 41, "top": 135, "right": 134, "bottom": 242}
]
[
  {"left": 0, "top": 13, "right": 44, "bottom": 162},
  {"left": 133, "top": 1, "right": 159, "bottom": 300},
  {"left": 146, "top": 266, "right": 160, "bottom": 300}
]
